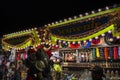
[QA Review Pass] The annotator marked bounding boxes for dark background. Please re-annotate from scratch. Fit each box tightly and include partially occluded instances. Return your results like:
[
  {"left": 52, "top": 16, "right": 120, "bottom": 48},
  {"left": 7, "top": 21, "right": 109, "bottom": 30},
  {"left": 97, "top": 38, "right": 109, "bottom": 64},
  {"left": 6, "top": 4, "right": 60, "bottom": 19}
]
[{"left": 0, "top": 0, "right": 120, "bottom": 37}]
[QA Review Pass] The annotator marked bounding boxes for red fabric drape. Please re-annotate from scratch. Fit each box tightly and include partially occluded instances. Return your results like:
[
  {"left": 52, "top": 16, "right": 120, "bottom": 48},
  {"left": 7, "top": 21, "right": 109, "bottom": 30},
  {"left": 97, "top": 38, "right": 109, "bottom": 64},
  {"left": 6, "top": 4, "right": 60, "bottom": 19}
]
[
  {"left": 113, "top": 46, "right": 118, "bottom": 59},
  {"left": 104, "top": 47, "right": 108, "bottom": 60},
  {"left": 69, "top": 43, "right": 80, "bottom": 49}
]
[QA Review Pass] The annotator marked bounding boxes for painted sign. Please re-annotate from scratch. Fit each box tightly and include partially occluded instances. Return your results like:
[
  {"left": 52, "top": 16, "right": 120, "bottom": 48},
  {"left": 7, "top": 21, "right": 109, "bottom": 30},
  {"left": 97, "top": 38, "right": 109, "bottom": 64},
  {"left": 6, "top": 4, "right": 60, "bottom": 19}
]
[{"left": 50, "top": 16, "right": 109, "bottom": 36}]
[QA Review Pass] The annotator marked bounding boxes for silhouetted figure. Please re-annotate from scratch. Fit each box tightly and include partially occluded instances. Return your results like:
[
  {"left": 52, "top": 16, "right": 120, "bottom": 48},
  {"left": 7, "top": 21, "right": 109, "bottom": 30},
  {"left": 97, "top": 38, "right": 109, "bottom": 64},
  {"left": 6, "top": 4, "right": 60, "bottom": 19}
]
[{"left": 91, "top": 65, "right": 106, "bottom": 80}]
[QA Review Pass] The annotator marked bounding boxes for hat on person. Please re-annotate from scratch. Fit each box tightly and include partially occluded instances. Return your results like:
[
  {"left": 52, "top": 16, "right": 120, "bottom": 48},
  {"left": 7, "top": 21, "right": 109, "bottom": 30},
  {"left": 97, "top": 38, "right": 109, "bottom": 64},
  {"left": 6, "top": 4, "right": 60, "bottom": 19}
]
[
  {"left": 35, "top": 60, "right": 45, "bottom": 71},
  {"left": 28, "top": 53, "right": 37, "bottom": 64}
]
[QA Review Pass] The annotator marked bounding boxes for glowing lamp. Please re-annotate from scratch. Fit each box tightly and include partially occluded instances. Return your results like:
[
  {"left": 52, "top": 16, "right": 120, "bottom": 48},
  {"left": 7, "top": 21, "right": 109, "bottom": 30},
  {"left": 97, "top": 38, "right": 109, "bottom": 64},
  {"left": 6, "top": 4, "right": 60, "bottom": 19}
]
[
  {"left": 109, "top": 38, "right": 113, "bottom": 42},
  {"left": 79, "top": 14, "right": 83, "bottom": 17},
  {"left": 78, "top": 41, "right": 81, "bottom": 44},
  {"left": 64, "top": 19, "right": 67, "bottom": 21},
  {"left": 59, "top": 20, "right": 62, "bottom": 23},
  {"left": 91, "top": 11, "right": 95, "bottom": 14},
  {"left": 68, "top": 17, "right": 72, "bottom": 20},
  {"left": 102, "top": 34, "right": 105, "bottom": 36},
  {"left": 63, "top": 41, "right": 66, "bottom": 43},
  {"left": 68, "top": 41, "right": 70, "bottom": 44},
  {"left": 52, "top": 22, "right": 55, "bottom": 25},
  {"left": 105, "top": 6, "right": 109, "bottom": 10},
  {"left": 55, "top": 21, "right": 58, "bottom": 24},
  {"left": 55, "top": 45, "right": 58, "bottom": 47},
  {"left": 84, "top": 40, "right": 86, "bottom": 43},
  {"left": 44, "top": 25, "right": 47, "bottom": 27},
  {"left": 98, "top": 9, "right": 102, "bottom": 12},
  {"left": 117, "top": 36, "right": 120, "bottom": 39},
  {"left": 108, "top": 30, "right": 112, "bottom": 33},
  {"left": 34, "top": 27, "right": 37, "bottom": 30},
  {"left": 74, "top": 16, "right": 77, "bottom": 19},
  {"left": 95, "top": 36, "right": 99, "bottom": 39},
  {"left": 72, "top": 42, "right": 75, "bottom": 44},
  {"left": 89, "top": 39, "right": 92, "bottom": 41},
  {"left": 85, "top": 13, "right": 88, "bottom": 15},
  {"left": 59, "top": 40, "right": 61, "bottom": 43},
  {"left": 48, "top": 24, "right": 51, "bottom": 26}
]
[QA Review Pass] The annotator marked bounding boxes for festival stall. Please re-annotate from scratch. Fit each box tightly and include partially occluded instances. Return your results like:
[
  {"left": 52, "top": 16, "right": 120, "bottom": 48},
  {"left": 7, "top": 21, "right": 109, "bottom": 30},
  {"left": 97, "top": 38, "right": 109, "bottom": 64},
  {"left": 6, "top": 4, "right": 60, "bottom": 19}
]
[
  {"left": 1, "top": 4, "right": 120, "bottom": 80},
  {"left": 45, "top": 4, "right": 120, "bottom": 79}
]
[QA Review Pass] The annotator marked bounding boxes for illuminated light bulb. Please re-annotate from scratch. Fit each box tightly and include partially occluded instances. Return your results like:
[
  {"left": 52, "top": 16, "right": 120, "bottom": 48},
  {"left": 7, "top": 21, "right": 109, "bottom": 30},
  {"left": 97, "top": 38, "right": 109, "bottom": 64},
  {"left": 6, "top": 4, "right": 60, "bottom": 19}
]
[
  {"left": 102, "top": 34, "right": 105, "bottom": 36},
  {"left": 55, "top": 21, "right": 58, "bottom": 24},
  {"left": 68, "top": 17, "right": 72, "bottom": 20},
  {"left": 34, "top": 27, "right": 37, "bottom": 30},
  {"left": 43, "top": 33, "right": 46, "bottom": 35},
  {"left": 59, "top": 20, "right": 62, "bottom": 23},
  {"left": 38, "top": 35, "right": 40, "bottom": 37},
  {"left": 46, "top": 42, "right": 48, "bottom": 44},
  {"left": 52, "top": 44, "right": 55, "bottom": 46},
  {"left": 74, "top": 16, "right": 77, "bottom": 19},
  {"left": 72, "top": 42, "right": 75, "bottom": 44},
  {"left": 64, "top": 19, "right": 67, "bottom": 21},
  {"left": 59, "top": 40, "right": 61, "bottom": 43},
  {"left": 49, "top": 40, "right": 51, "bottom": 42},
  {"left": 117, "top": 36, "right": 120, "bottom": 39},
  {"left": 67, "top": 41, "right": 70, "bottom": 44},
  {"left": 28, "top": 29, "right": 31, "bottom": 31},
  {"left": 56, "top": 45, "right": 58, "bottom": 47},
  {"left": 85, "top": 12, "right": 88, "bottom": 15},
  {"left": 89, "top": 39, "right": 92, "bottom": 41},
  {"left": 52, "top": 22, "right": 55, "bottom": 25},
  {"left": 55, "top": 39, "right": 57, "bottom": 41},
  {"left": 78, "top": 41, "right": 81, "bottom": 44},
  {"left": 95, "top": 36, "right": 99, "bottom": 39},
  {"left": 98, "top": 9, "right": 102, "bottom": 12},
  {"left": 26, "top": 30, "right": 28, "bottom": 32},
  {"left": 108, "top": 30, "right": 112, "bottom": 33},
  {"left": 63, "top": 41, "right": 66, "bottom": 43},
  {"left": 35, "top": 45, "right": 38, "bottom": 47},
  {"left": 48, "top": 24, "right": 51, "bottom": 26},
  {"left": 79, "top": 14, "right": 83, "bottom": 17},
  {"left": 36, "top": 31, "right": 38, "bottom": 33},
  {"left": 49, "top": 43, "right": 51, "bottom": 45},
  {"left": 31, "top": 28, "right": 34, "bottom": 30},
  {"left": 44, "top": 25, "right": 47, "bottom": 27},
  {"left": 91, "top": 11, "right": 95, "bottom": 14},
  {"left": 109, "top": 38, "right": 113, "bottom": 42},
  {"left": 43, "top": 38, "right": 45, "bottom": 40},
  {"left": 105, "top": 6, "right": 109, "bottom": 10},
  {"left": 84, "top": 40, "right": 86, "bottom": 43}
]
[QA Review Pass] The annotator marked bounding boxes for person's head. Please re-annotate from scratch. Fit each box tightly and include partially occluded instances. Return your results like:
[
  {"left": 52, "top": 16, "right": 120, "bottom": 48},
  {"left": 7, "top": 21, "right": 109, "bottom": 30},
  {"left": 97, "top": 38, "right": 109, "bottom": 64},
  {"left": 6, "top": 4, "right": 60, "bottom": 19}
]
[{"left": 91, "top": 66, "right": 105, "bottom": 80}]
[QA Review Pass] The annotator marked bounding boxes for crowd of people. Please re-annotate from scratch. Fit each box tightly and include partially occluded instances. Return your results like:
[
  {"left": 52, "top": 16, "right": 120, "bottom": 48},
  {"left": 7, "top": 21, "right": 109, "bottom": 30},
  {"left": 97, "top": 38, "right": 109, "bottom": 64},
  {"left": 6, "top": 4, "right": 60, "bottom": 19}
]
[{"left": 0, "top": 47, "right": 109, "bottom": 80}]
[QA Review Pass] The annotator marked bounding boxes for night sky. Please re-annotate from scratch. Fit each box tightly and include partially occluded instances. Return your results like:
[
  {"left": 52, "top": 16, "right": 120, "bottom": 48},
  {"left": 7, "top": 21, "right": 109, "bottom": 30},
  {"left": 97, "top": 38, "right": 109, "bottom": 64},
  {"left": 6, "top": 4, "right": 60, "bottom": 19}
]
[{"left": 0, "top": 0, "right": 120, "bottom": 37}]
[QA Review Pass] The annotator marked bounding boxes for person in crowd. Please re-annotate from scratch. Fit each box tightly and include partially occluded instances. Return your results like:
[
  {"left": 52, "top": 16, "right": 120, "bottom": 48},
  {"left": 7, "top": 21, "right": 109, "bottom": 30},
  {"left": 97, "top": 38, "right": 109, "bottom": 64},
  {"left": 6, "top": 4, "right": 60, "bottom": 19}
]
[
  {"left": 90, "top": 65, "right": 106, "bottom": 80},
  {"left": 53, "top": 58, "right": 62, "bottom": 80}
]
